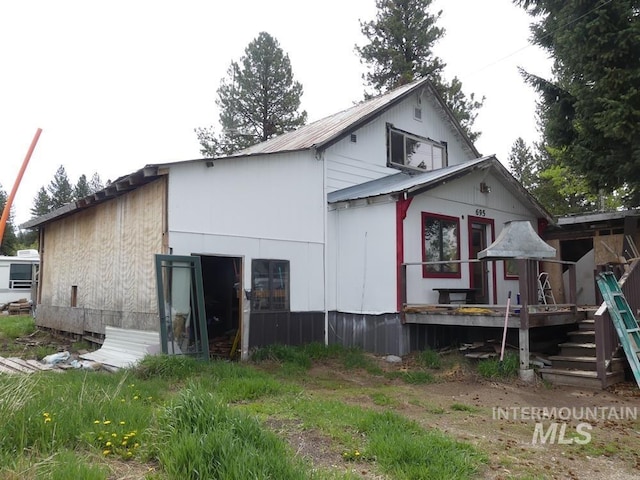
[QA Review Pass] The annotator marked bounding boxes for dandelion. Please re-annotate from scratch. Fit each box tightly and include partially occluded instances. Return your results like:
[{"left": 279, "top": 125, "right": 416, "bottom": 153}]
[
  {"left": 93, "top": 420, "right": 100, "bottom": 424},
  {"left": 103, "top": 420, "right": 111, "bottom": 425},
  {"left": 44, "top": 417, "right": 52, "bottom": 423},
  {"left": 119, "top": 421, "right": 126, "bottom": 425},
  {"left": 121, "top": 398, "right": 126, "bottom": 403},
  {"left": 103, "top": 450, "right": 110, "bottom": 455},
  {"left": 133, "top": 395, "right": 139, "bottom": 400},
  {"left": 106, "top": 441, "right": 112, "bottom": 447},
  {"left": 112, "top": 433, "right": 117, "bottom": 437}
]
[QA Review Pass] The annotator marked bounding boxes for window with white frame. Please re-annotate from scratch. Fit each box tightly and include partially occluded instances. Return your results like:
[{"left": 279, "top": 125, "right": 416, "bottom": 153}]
[{"left": 387, "top": 125, "right": 446, "bottom": 172}]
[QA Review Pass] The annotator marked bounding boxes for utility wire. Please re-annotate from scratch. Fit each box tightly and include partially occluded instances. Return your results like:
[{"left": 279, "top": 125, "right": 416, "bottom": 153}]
[{"left": 464, "top": 0, "right": 617, "bottom": 78}]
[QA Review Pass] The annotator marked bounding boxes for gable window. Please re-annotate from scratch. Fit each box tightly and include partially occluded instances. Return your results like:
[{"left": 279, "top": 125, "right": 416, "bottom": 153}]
[
  {"left": 252, "top": 259, "right": 290, "bottom": 311},
  {"left": 422, "top": 213, "right": 460, "bottom": 278},
  {"left": 387, "top": 125, "right": 446, "bottom": 172}
]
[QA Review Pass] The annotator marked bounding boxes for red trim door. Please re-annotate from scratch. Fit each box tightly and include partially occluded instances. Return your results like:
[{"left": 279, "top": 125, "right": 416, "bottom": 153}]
[{"left": 468, "top": 216, "right": 496, "bottom": 304}]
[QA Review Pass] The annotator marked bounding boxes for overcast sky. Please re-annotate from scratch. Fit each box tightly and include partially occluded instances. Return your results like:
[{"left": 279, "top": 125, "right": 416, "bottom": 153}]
[{"left": 0, "top": 0, "right": 551, "bottom": 226}]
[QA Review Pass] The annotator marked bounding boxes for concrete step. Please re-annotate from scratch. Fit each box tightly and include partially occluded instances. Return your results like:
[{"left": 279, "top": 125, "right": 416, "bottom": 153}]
[
  {"left": 540, "top": 368, "right": 625, "bottom": 389},
  {"left": 548, "top": 355, "right": 626, "bottom": 372},
  {"left": 558, "top": 342, "right": 596, "bottom": 357},
  {"left": 568, "top": 330, "right": 595, "bottom": 343}
]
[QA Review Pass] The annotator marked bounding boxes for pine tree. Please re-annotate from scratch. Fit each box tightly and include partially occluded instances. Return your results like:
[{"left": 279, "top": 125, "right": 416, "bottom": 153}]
[
  {"left": 356, "top": 0, "right": 484, "bottom": 141},
  {"left": 48, "top": 165, "right": 74, "bottom": 209},
  {"left": 31, "top": 186, "right": 52, "bottom": 217},
  {"left": 508, "top": 138, "right": 538, "bottom": 191},
  {"left": 0, "top": 184, "right": 18, "bottom": 255},
  {"left": 74, "top": 174, "right": 91, "bottom": 199},
  {"left": 88, "top": 172, "right": 104, "bottom": 194},
  {"left": 196, "top": 32, "right": 307, "bottom": 156},
  {"left": 515, "top": 0, "right": 640, "bottom": 206}
]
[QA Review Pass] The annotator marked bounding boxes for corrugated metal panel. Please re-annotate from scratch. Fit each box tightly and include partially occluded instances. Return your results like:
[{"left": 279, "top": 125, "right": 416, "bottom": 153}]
[
  {"left": 230, "top": 78, "right": 479, "bottom": 159},
  {"left": 80, "top": 326, "right": 161, "bottom": 369},
  {"left": 233, "top": 81, "right": 424, "bottom": 157},
  {"left": 327, "top": 311, "right": 409, "bottom": 356},
  {"left": 328, "top": 156, "right": 491, "bottom": 203}
]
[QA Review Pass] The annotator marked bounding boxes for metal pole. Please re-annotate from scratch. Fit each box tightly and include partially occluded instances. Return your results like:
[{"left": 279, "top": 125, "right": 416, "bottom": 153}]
[
  {"left": 0, "top": 128, "right": 43, "bottom": 248},
  {"left": 500, "top": 291, "right": 512, "bottom": 361}
]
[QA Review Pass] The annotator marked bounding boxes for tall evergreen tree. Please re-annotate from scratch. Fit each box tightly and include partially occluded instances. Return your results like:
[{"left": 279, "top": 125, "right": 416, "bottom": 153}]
[
  {"left": 508, "top": 137, "right": 538, "bottom": 191},
  {"left": 31, "top": 186, "right": 52, "bottom": 218},
  {"left": 356, "top": 0, "right": 484, "bottom": 141},
  {"left": 74, "top": 174, "right": 91, "bottom": 199},
  {"left": 196, "top": 32, "right": 307, "bottom": 156},
  {"left": 88, "top": 172, "right": 104, "bottom": 194},
  {"left": 48, "top": 165, "right": 74, "bottom": 209},
  {"left": 0, "top": 184, "right": 18, "bottom": 255},
  {"left": 515, "top": 0, "right": 640, "bottom": 206}
]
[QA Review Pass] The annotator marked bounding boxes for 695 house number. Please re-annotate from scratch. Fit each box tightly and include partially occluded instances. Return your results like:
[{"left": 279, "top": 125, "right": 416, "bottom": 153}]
[{"left": 475, "top": 209, "right": 486, "bottom": 217}]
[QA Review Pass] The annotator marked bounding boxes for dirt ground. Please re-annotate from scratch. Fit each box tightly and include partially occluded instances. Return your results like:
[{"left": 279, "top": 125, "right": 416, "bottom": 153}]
[
  {"left": 273, "top": 356, "right": 640, "bottom": 480},
  {"left": 3, "top": 330, "right": 640, "bottom": 480}
]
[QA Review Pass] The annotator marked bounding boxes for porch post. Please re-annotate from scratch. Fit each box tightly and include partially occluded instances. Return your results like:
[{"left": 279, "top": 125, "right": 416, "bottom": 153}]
[{"left": 517, "top": 259, "right": 535, "bottom": 382}]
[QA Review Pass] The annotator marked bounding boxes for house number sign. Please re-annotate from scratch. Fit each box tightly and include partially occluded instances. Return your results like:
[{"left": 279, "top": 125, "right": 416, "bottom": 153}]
[{"left": 475, "top": 209, "right": 487, "bottom": 217}]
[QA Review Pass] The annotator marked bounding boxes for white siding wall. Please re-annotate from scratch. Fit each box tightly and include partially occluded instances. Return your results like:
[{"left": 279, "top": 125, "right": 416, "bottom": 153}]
[
  {"left": 325, "top": 94, "right": 476, "bottom": 192},
  {"left": 167, "top": 153, "right": 325, "bottom": 311},
  {"left": 328, "top": 200, "right": 397, "bottom": 314},
  {"left": 403, "top": 170, "right": 538, "bottom": 306}
]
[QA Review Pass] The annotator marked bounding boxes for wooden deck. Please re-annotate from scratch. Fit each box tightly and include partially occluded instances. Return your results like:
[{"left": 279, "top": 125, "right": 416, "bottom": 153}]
[{"left": 403, "top": 304, "right": 584, "bottom": 328}]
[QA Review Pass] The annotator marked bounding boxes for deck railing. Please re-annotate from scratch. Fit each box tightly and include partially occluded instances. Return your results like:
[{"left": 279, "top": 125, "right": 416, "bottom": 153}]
[{"left": 400, "top": 258, "right": 577, "bottom": 316}]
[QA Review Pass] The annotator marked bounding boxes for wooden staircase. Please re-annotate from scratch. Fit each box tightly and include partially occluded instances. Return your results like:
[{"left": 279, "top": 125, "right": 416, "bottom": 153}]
[{"left": 540, "top": 311, "right": 626, "bottom": 389}]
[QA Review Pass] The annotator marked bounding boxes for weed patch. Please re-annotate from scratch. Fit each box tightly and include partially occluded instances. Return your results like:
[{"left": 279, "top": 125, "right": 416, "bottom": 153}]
[{"left": 477, "top": 353, "right": 519, "bottom": 379}]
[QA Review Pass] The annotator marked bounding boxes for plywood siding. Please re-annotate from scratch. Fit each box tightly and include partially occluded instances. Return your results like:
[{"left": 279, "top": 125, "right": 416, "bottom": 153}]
[{"left": 39, "top": 178, "right": 166, "bottom": 333}]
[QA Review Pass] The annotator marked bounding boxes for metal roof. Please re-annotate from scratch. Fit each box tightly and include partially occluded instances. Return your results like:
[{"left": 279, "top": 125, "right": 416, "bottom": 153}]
[
  {"left": 22, "top": 166, "right": 163, "bottom": 229},
  {"left": 328, "top": 156, "right": 555, "bottom": 223},
  {"left": 556, "top": 209, "right": 640, "bottom": 226},
  {"left": 230, "top": 78, "right": 480, "bottom": 158},
  {"left": 328, "top": 156, "right": 493, "bottom": 203}
]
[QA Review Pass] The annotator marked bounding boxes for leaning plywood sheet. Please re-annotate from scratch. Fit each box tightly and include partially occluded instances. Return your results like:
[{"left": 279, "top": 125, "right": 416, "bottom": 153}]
[{"left": 79, "top": 326, "right": 162, "bottom": 369}]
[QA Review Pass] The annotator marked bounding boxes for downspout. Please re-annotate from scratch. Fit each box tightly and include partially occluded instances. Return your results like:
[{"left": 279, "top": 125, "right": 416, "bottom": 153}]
[
  {"left": 318, "top": 147, "right": 329, "bottom": 345},
  {"left": 396, "top": 193, "right": 413, "bottom": 312}
]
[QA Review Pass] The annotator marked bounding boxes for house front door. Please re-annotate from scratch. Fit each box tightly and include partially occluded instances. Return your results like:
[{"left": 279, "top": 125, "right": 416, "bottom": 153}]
[{"left": 469, "top": 218, "right": 494, "bottom": 304}]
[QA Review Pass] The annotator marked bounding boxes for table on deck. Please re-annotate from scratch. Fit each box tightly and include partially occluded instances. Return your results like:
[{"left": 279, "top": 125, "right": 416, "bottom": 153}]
[{"left": 433, "top": 288, "right": 477, "bottom": 304}]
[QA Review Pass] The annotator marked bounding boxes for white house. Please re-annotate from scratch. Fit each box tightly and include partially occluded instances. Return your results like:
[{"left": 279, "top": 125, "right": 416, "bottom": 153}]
[{"left": 24, "top": 78, "right": 553, "bottom": 358}]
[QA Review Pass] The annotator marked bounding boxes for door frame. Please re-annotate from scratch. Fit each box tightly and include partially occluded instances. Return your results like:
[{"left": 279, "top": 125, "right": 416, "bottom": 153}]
[{"left": 467, "top": 216, "right": 497, "bottom": 304}]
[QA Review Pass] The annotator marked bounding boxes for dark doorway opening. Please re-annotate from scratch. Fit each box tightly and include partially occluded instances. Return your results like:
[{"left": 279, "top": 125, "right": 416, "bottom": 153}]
[{"left": 197, "top": 255, "right": 242, "bottom": 359}]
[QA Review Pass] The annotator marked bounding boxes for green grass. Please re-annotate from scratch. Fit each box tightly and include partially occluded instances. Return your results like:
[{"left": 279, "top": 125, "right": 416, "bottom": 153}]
[
  {"left": 476, "top": 352, "right": 519, "bottom": 379},
  {"left": 385, "top": 370, "right": 436, "bottom": 384},
  {"left": 0, "top": 353, "right": 486, "bottom": 479},
  {"left": 450, "top": 403, "right": 479, "bottom": 413},
  {"left": 416, "top": 348, "right": 442, "bottom": 369},
  {"left": 251, "top": 343, "right": 383, "bottom": 375},
  {"left": 0, "top": 315, "right": 35, "bottom": 339}
]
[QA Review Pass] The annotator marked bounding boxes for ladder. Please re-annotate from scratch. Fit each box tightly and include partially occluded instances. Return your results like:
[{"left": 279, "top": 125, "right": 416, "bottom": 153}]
[{"left": 596, "top": 271, "right": 640, "bottom": 388}]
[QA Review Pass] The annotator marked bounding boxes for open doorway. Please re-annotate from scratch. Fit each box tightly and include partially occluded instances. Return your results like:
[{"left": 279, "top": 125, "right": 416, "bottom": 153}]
[
  {"left": 196, "top": 255, "right": 243, "bottom": 359},
  {"left": 468, "top": 217, "right": 495, "bottom": 304}
]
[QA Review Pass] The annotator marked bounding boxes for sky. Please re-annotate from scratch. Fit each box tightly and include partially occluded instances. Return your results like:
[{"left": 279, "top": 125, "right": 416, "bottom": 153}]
[{"left": 0, "top": 0, "right": 552, "bottom": 227}]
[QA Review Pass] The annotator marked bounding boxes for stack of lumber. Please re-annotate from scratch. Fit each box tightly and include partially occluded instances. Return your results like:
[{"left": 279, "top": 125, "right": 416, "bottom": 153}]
[{"left": 1, "top": 298, "right": 31, "bottom": 315}]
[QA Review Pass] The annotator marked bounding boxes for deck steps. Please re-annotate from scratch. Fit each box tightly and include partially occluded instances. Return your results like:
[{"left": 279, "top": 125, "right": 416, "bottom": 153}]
[
  {"left": 540, "top": 368, "right": 624, "bottom": 389},
  {"left": 540, "top": 312, "right": 627, "bottom": 389}
]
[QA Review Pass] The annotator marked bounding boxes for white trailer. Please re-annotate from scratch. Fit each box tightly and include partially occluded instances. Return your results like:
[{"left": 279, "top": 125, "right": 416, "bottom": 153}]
[{"left": 0, "top": 249, "right": 39, "bottom": 306}]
